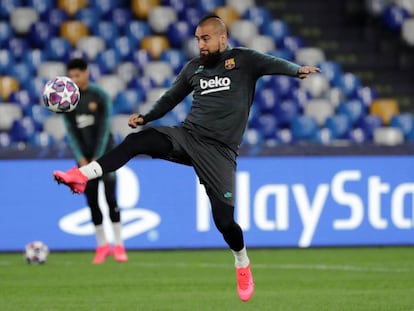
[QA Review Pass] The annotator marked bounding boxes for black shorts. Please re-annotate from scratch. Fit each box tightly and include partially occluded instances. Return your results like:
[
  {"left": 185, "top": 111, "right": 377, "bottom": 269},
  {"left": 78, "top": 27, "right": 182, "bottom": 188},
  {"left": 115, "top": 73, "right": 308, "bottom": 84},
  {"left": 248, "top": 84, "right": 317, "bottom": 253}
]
[{"left": 152, "top": 126, "right": 237, "bottom": 205}]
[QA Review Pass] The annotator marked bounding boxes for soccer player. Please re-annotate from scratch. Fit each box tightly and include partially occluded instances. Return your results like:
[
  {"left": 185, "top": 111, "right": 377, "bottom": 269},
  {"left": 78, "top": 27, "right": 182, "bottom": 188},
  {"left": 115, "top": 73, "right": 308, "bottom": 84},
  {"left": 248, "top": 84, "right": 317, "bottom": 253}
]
[
  {"left": 62, "top": 58, "right": 128, "bottom": 264},
  {"left": 54, "top": 15, "right": 320, "bottom": 300}
]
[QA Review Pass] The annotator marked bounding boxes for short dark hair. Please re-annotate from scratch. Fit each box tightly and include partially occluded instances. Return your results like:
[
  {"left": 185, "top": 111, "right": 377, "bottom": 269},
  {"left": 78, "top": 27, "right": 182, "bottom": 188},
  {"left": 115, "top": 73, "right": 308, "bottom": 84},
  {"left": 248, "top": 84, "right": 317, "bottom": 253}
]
[
  {"left": 67, "top": 58, "right": 88, "bottom": 71},
  {"left": 198, "top": 13, "right": 223, "bottom": 26}
]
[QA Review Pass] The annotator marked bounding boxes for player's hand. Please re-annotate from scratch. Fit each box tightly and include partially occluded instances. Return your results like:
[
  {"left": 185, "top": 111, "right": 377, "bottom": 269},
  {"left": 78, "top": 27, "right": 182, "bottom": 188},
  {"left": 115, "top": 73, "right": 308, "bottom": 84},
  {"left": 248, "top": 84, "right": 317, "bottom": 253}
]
[
  {"left": 128, "top": 114, "right": 145, "bottom": 128},
  {"left": 298, "top": 66, "right": 321, "bottom": 79}
]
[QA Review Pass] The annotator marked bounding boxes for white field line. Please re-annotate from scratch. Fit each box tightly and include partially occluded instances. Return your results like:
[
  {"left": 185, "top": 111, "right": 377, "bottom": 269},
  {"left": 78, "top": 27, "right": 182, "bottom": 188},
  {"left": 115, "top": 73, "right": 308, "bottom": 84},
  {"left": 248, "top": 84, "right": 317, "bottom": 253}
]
[{"left": 1, "top": 260, "right": 412, "bottom": 273}]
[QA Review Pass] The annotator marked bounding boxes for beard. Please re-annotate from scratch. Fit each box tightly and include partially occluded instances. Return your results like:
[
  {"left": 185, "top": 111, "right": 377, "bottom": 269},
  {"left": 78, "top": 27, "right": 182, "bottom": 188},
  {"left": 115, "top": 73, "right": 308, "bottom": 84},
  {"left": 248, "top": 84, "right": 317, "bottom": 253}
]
[{"left": 200, "top": 49, "right": 221, "bottom": 67}]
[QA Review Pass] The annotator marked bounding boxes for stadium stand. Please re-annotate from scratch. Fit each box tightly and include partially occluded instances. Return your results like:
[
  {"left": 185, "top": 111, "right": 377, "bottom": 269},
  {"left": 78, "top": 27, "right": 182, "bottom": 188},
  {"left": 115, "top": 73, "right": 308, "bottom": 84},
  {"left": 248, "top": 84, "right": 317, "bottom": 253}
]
[{"left": 0, "top": 0, "right": 413, "bottom": 154}]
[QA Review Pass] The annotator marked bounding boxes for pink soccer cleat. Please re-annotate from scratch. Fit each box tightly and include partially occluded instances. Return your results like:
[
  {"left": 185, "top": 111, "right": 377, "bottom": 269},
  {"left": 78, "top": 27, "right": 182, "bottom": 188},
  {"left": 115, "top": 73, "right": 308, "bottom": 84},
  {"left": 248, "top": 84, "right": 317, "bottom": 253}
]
[
  {"left": 53, "top": 167, "right": 88, "bottom": 194},
  {"left": 113, "top": 244, "right": 128, "bottom": 263},
  {"left": 92, "top": 244, "right": 112, "bottom": 264},
  {"left": 236, "top": 264, "right": 254, "bottom": 302}
]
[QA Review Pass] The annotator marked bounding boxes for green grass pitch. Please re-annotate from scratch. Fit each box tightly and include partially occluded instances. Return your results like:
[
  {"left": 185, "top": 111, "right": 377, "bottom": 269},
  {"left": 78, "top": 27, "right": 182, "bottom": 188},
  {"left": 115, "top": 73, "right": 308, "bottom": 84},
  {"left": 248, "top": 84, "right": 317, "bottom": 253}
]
[{"left": 0, "top": 247, "right": 413, "bottom": 311}]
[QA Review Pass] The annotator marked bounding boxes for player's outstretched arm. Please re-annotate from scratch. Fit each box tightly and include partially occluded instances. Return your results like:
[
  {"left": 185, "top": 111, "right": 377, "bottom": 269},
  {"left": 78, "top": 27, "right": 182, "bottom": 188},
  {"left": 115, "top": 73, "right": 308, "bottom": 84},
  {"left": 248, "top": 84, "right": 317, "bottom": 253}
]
[
  {"left": 128, "top": 114, "right": 145, "bottom": 128},
  {"left": 297, "top": 66, "right": 321, "bottom": 79}
]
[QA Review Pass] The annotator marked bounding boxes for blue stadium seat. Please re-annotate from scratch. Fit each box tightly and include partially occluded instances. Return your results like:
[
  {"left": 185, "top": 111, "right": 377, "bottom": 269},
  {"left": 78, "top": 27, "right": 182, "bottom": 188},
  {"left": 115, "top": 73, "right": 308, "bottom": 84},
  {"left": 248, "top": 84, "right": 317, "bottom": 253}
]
[
  {"left": 325, "top": 114, "right": 351, "bottom": 139},
  {"left": 5, "top": 38, "right": 28, "bottom": 61},
  {"left": 131, "top": 49, "right": 153, "bottom": 72},
  {"left": 29, "top": 104, "right": 53, "bottom": 130},
  {"left": 167, "top": 21, "right": 192, "bottom": 49},
  {"left": 108, "top": 8, "right": 133, "bottom": 29},
  {"left": 383, "top": 4, "right": 410, "bottom": 31},
  {"left": 8, "top": 62, "right": 34, "bottom": 87},
  {"left": 28, "top": 0, "right": 54, "bottom": 17},
  {"left": 0, "top": 132, "right": 12, "bottom": 148},
  {"left": 280, "top": 35, "right": 304, "bottom": 54},
  {"left": 356, "top": 86, "right": 378, "bottom": 108},
  {"left": 0, "top": 0, "right": 22, "bottom": 19},
  {"left": 96, "top": 49, "right": 122, "bottom": 74},
  {"left": 253, "top": 113, "right": 278, "bottom": 139},
  {"left": 255, "top": 88, "right": 279, "bottom": 113},
  {"left": 160, "top": 49, "right": 187, "bottom": 74},
  {"left": 262, "top": 19, "right": 290, "bottom": 45},
  {"left": 24, "top": 76, "right": 47, "bottom": 101},
  {"left": 337, "top": 72, "right": 361, "bottom": 98},
  {"left": 10, "top": 117, "right": 37, "bottom": 143},
  {"left": 45, "top": 9, "right": 69, "bottom": 29},
  {"left": 274, "top": 99, "right": 299, "bottom": 128},
  {"left": 0, "top": 49, "right": 15, "bottom": 74},
  {"left": 242, "top": 128, "right": 264, "bottom": 146},
  {"left": 116, "top": 61, "right": 139, "bottom": 85},
  {"left": 313, "top": 128, "right": 333, "bottom": 145},
  {"left": 337, "top": 99, "right": 366, "bottom": 126},
  {"left": 125, "top": 20, "right": 152, "bottom": 45},
  {"left": 179, "top": 7, "right": 203, "bottom": 30},
  {"left": 268, "top": 49, "right": 294, "bottom": 62},
  {"left": 243, "top": 6, "right": 272, "bottom": 32},
  {"left": 290, "top": 115, "right": 318, "bottom": 141},
  {"left": 390, "top": 113, "right": 414, "bottom": 138},
  {"left": 0, "top": 22, "right": 13, "bottom": 47},
  {"left": 197, "top": 0, "right": 225, "bottom": 14},
  {"left": 45, "top": 37, "right": 71, "bottom": 61},
  {"left": 128, "top": 76, "right": 156, "bottom": 94},
  {"left": 23, "top": 49, "right": 47, "bottom": 72},
  {"left": 110, "top": 36, "right": 137, "bottom": 61},
  {"left": 266, "top": 75, "right": 298, "bottom": 99},
  {"left": 92, "top": 21, "right": 120, "bottom": 45},
  {"left": 75, "top": 8, "right": 100, "bottom": 29},
  {"left": 90, "top": 0, "right": 118, "bottom": 18},
  {"left": 162, "top": 0, "right": 189, "bottom": 15},
  {"left": 357, "top": 114, "right": 383, "bottom": 141},
  {"left": 28, "top": 22, "right": 56, "bottom": 48},
  {"left": 317, "top": 60, "right": 343, "bottom": 86},
  {"left": 29, "top": 132, "right": 55, "bottom": 148},
  {"left": 113, "top": 89, "right": 145, "bottom": 114},
  {"left": 9, "top": 90, "right": 33, "bottom": 116},
  {"left": 289, "top": 88, "right": 311, "bottom": 110}
]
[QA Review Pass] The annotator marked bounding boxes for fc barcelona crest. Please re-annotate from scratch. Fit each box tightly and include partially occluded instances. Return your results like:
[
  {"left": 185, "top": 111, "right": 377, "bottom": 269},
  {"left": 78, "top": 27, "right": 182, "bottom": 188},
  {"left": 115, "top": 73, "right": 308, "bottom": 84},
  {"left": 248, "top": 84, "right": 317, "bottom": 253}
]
[{"left": 225, "top": 58, "right": 235, "bottom": 70}]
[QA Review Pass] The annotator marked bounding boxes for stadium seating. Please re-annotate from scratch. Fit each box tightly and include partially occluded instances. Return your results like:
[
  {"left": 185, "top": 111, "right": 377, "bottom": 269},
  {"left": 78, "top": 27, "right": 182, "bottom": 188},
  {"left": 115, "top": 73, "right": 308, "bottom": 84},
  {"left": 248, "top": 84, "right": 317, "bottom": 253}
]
[
  {"left": 148, "top": 6, "right": 177, "bottom": 34},
  {"left": 140, "top": 35, "right": 170, "bottom": 59},
  {"left": 132, "top": 0, "right": 160, "bottom": 19},
  {"left": 9, "top": 7, "right": 39, "bottom": 35},
  {"left": 370, "top": 98, "right": 399, "bottom": 125},
  {"left": 0, "top": 0, "right": 411, "bottom": 150},
  {"left": 58, "top": 0, "right": 87, "bottom": 17},
  {"left": 229, "top": 20, "right": 258, "bottom": 46},
  {"left": 373, "top": 127, "right": 404, "bottom": 145},
  {"left": 76, "top": 36, "right": 106, "bottom": 61},
  {"left": 214, "top": 6, "right": 240, "bottom": 27},
  {"left": 37, "top": 61, "right": 66, "bottom": 80},
  {"left": 0, "top": 103, "right": 22, "bottom": 131},
  {"left": 304, "top": 99, "right": 334, "bottom": 127},
  {"left": 226, "top": 0, "right": 255, "bottom": 15},
  {"left": 0, "top": 76, "right": 20, "bottom": 101},
  {"left": 402, "top": 18, "right": 414, "bottom": 46},
  {"left": 60, "top": 20, "right": 89, "bottom": 46},
  {"left": 43, "top": 115, "right": 66, "bottom": 141}
]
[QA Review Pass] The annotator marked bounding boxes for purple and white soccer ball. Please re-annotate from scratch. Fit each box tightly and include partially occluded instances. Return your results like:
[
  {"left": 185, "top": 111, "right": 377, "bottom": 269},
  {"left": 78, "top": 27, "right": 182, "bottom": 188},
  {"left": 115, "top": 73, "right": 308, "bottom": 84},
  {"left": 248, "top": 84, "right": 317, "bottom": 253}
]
[
  {"left": 24, "top": 241, "right": 49, "bottom": 264},
  {"left": 42, "top": 76, "right": 80, "bottom": 113}
]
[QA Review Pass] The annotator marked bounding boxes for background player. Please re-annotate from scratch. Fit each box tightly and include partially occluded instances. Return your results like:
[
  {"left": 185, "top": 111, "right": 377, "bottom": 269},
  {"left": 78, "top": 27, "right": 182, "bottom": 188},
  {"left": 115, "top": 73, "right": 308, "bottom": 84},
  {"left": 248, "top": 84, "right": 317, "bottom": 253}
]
[{"left": 63, "top": 58, "right": 128, "bottom": 264}]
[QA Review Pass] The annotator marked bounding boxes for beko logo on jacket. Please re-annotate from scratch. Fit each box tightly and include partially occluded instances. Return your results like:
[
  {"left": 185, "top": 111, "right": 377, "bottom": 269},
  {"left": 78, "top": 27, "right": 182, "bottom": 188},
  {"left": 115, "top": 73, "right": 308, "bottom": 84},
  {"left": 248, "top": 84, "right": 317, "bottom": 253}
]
[{"left": 199, "top": 76, "right": 231, "bottom": 95}]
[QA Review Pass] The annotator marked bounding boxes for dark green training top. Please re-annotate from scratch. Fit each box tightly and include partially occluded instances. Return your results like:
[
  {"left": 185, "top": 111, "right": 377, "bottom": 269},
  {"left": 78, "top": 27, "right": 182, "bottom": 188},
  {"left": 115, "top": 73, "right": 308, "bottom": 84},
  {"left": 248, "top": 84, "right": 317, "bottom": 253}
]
[
  {"left": 142, "top": 47, "right": 301, "bottom": 153},
  {"left": 62, "top": 83, "right": 114, "bottom": 161}
]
